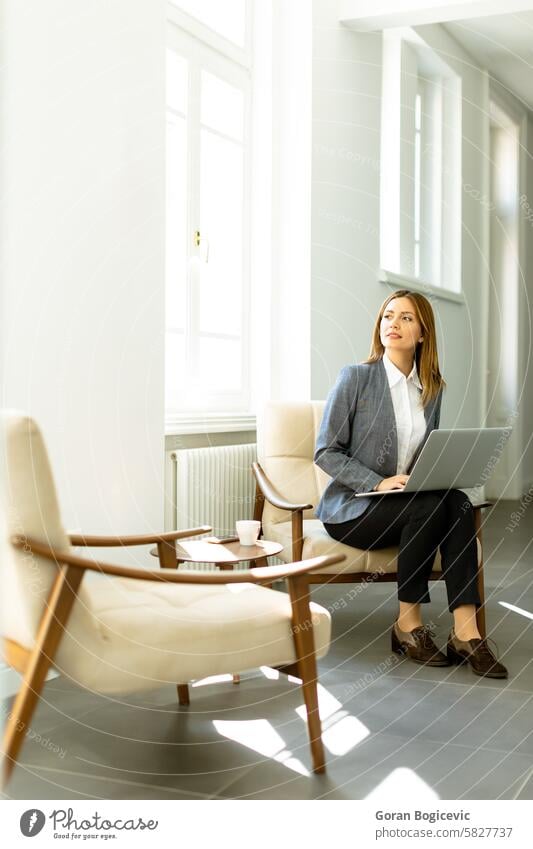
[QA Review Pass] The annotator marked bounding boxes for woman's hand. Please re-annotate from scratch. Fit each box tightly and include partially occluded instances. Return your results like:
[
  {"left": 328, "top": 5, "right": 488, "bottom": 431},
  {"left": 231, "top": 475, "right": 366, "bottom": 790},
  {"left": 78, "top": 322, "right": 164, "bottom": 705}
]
[{"left": 374, "top": 475, "right": 409, "bottom": 492}]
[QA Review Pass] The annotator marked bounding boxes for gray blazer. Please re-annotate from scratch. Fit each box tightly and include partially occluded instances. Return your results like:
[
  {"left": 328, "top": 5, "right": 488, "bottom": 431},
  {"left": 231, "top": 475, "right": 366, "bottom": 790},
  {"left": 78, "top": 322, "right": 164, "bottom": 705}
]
[{"left": 314, "top": 359, "right": 443, "bottom": 524}]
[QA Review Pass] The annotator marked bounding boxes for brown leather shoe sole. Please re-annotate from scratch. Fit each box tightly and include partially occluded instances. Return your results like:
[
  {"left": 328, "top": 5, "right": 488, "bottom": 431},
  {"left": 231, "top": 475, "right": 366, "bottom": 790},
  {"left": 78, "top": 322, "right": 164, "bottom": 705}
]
[
  {"left": 447, "top": 642, "right": 508, "bottom": 679},
  {"left": 391, "top": 626, "right": 450, "bottom": 666}
]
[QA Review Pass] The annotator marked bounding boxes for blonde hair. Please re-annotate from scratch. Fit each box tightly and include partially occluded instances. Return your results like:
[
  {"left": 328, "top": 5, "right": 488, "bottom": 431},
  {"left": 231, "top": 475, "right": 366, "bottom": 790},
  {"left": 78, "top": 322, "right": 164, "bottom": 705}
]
[{"left": 364, "top": 289, "right": 446, "bottom": 406}]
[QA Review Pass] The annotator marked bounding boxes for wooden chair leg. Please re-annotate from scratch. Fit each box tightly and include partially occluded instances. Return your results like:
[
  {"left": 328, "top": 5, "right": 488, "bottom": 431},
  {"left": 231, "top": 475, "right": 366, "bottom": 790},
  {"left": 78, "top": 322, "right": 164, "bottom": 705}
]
[
  {"left": 286, "top": 574, "right": 325, "bottom": 774},
  {"left": 157, "top": 539, "right": 178, "bottom": 569},
  {"left": 177, "top": 684, "right": 190, "bottom": 706},
  {"left": 2, "top": 565, "right": 84, "bottom": 787},
  {"left": 178, "top": 675, "right": 239, "bottom": 703},
  {"left": 291, "top": 510, "right": 304, "bottom": 562},
  {"left": 209, "top": 588, "right": 240, "bottom": 682},
  {"left": 253, "top": 557, "right": 273, "bottom": 588},
  {"left": 252, "top": 477, "right": 265, "bottom": 531},
  {"left": 473, "top": 507, "right": 487, "bottom": 639}
]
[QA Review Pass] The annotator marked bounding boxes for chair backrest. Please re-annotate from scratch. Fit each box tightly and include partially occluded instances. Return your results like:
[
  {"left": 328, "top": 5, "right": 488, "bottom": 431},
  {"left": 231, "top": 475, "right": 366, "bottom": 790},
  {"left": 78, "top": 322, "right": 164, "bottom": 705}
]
[
  {"left": 1, "top": 412, "right": 71, "bottom": 648},
  {"left": 256, "top": 401, "right": 329, "bottom": 526}
]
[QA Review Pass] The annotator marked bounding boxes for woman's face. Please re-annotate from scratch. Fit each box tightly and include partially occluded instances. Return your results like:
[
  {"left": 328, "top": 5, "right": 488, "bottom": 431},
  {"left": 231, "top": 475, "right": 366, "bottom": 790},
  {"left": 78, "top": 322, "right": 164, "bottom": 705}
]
[{"left": 379, "top": 297, "right": 424, "bottom": 357}]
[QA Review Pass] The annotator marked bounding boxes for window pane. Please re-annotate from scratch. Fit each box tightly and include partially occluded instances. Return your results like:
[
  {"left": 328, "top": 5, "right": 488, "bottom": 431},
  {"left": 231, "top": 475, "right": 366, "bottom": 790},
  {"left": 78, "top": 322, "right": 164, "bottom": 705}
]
[
  {"left": 167, "top": 50, "right": 188, "bottom": 114},
  {"left": 166, "top": 114, "right": 188, "bottom": 329},
  {"left": 199, "top": 129, "right": 244, "bottom": 336},
  {"left": 198, "top": 336, "right": 242, "bottom": 392},
  {"left": 201, "top": 71, "right": 244, "bottom": 141},
  {"left": 170, "top": 0, "right": 246, "bottom": 47},
  {"left": 165, "top": 332, "right": 186, "bottom": 409}
]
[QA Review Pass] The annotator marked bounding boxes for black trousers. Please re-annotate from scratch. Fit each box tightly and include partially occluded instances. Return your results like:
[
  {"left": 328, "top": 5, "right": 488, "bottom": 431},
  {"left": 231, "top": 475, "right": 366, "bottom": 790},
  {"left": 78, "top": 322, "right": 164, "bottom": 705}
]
[{"left": 324, "top": 489, "right": 481, "bottom": 613}]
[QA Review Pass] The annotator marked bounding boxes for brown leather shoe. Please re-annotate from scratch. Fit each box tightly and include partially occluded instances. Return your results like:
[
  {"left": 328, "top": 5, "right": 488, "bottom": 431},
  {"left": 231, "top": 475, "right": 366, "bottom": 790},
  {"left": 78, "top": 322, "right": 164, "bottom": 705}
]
[
  {"left": 391, "top": 622, "right": 450, "bottom": 666},
  {"left": 447, "top": 628, "right": 508, "bottom": 679}
]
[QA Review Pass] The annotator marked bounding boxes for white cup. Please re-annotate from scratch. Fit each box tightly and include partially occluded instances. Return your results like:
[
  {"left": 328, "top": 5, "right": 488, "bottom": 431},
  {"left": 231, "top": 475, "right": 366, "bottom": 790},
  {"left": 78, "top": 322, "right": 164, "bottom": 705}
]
[{"left": 236, "top": 519, "right": 261, "bottom": 546}]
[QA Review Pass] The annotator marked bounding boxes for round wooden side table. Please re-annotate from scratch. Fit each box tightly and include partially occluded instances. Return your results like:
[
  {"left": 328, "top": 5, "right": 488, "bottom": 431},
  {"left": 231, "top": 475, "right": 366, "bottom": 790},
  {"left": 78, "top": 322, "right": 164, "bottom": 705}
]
[{"left": 150, "top": 537, "right": 283, "bottom": 571}]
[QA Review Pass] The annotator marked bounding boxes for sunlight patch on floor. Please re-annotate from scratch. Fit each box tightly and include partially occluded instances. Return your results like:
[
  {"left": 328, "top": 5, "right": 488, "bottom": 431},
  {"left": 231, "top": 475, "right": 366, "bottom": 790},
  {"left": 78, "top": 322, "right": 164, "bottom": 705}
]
[
  {"left": 322, "top": 712, "right": 370, "bottom": 755},
  {"left": 213, "top": 718, "right": 310, "bottom": 776},
  {"left": 295, "top": 684, "right": 371, "bottom": 755},
  {"left": 192, "top": 674, "right": 235, "bottom": 688},
  {"left": 294, "top": 683, "right": 343, "bottom": 722},
  {"left": 499, "top": 600, "right": 533, "bottom": 620},
  {"left": 260, "top": 666, "right": 280, "bottom": 680},
  {"left": 365, "top": 767, "right": 439, "bottom": 800}
]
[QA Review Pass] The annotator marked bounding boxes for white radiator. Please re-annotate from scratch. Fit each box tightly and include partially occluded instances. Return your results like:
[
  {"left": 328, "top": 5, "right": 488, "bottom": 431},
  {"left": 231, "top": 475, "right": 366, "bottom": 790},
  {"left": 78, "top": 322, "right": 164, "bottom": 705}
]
[{"left": 172, "top": 443, "right": 257, "bottom": 537}]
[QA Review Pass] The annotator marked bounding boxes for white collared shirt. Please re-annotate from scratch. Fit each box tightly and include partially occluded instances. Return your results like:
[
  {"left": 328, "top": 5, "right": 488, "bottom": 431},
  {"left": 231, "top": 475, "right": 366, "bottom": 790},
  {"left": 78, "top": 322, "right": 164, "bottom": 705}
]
[{"left": 382, "top": 352, "right": 427, "bottom": 475}]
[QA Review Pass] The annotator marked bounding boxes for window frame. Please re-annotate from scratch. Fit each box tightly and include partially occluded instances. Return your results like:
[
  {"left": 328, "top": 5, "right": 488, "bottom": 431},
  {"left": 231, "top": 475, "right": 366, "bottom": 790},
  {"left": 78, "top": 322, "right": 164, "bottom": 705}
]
[
  {"left": 380, "top": 29, "right": 462, "bottom": 298},
  {"left": 167, "top": 1, "right": 253, "bottom": 69},
  {"left": 166, "top": 8, "right": 253, "bottom": 418}
]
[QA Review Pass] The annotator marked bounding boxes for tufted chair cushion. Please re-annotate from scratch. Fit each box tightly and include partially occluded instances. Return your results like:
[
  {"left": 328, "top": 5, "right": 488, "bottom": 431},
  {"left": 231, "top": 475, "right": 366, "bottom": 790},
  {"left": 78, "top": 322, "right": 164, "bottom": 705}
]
[{"left": 1, "top": 413, "right": 331, "bottom": 694}]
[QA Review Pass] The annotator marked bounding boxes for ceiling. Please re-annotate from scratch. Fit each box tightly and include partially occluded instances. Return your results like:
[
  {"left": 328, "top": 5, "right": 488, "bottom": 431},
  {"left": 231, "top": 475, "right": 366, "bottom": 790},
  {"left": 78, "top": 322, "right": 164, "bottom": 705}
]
[{"left": 444, "top": 11, "right": 533, "bottom": 112}]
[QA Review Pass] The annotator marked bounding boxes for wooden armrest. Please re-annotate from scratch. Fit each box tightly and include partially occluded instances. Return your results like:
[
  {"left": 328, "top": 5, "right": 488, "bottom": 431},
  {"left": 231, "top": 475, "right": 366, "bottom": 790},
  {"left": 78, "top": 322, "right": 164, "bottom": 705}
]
[
  {"left": 471, "top": 501, "right": 492, "bottom": 510},
  {"left": 242, "top": 554, "right": 345, "bottom": 583},
  {"left": 69, "top": 526, "right": 211, "bottom": 547},
  {"left": 252, "top": 462, "right": 312, "bottom": 513},
  {"left": 11, "top": 536, "right": 345, "bottom": 586}
]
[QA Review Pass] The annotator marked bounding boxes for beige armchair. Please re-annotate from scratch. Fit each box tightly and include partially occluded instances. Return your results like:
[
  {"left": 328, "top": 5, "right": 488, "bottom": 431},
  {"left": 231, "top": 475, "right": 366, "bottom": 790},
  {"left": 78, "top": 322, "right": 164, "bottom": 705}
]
[
  {"left": 253, "top": 401, "right": 488, "bottom": 637},
  {"left": 1, "top": 413, "right": 345, "bottom": 785}
]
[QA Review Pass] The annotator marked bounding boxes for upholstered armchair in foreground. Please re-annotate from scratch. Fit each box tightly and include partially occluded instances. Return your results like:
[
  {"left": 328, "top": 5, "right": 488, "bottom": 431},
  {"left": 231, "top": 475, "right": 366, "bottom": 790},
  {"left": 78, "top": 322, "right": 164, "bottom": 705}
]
[
  {"left": 253, "top": 401, "right": 489, "bottom": 638},
  {"left": 1, "top": 413, "right": 345, "bottom": 785}
]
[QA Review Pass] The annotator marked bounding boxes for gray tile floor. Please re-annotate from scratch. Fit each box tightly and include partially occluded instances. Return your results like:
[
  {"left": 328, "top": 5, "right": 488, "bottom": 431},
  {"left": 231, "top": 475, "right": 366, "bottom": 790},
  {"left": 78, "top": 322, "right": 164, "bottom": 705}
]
[{"left": 3, "top": 500, "right": 532, "bottom": 800}]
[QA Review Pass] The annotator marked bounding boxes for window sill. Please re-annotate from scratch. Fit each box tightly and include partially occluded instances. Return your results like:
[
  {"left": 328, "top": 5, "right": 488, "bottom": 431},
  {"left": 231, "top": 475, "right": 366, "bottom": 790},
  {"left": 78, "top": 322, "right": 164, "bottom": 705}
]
[
  {"left": 379, "top": 269, "right": 465, "bottom": 305},
  {"left": 165, "top": 412, "right": 256, "bottom": 436}
]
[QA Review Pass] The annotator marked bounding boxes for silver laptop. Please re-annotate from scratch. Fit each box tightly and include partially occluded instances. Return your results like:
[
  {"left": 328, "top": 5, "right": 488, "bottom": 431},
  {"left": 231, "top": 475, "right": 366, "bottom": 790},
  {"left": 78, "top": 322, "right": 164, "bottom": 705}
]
[{"left": 355, "top": 427, "right": 512, "bottom": 497}]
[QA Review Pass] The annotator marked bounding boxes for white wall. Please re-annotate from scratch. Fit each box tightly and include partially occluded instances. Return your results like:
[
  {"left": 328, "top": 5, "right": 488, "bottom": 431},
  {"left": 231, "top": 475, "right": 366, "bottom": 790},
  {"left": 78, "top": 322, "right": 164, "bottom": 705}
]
[
  {"left": 311, "top": 1, "right": 490, "bottom": 435},
  {"left": 311, "top": 2, "right": 383, "bottom": 397},
  {"left": 522, "top": 114, "right": 533, "bottom": 492},
  {"left": 270, "top": 0, "right": 312, "bottom": 401},
  {"left": 0, "top": 0, "right": 166, "bottom": 557}
]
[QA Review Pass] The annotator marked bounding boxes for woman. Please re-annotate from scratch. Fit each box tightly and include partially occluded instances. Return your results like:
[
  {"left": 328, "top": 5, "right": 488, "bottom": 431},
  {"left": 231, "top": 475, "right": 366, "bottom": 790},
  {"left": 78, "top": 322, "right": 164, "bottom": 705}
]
[{"left": 314, "top": 289, "right": 507, "bottom": 679}]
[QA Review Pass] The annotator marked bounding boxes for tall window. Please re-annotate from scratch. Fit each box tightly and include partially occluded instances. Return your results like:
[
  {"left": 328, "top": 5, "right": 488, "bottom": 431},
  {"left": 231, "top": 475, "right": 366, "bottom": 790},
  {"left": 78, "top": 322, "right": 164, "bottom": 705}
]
[
  {"left": 169, "top": 0, "right": 247, "bottom": 48},
  {"left": 380, "top": 30, "right": 461, "bottom": 292},
  {"left": 414, "top": 90, "right": 421, "bottom": 279},
  {"left": 166, "top": 3, "right": 251, "bottom": 415}
]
